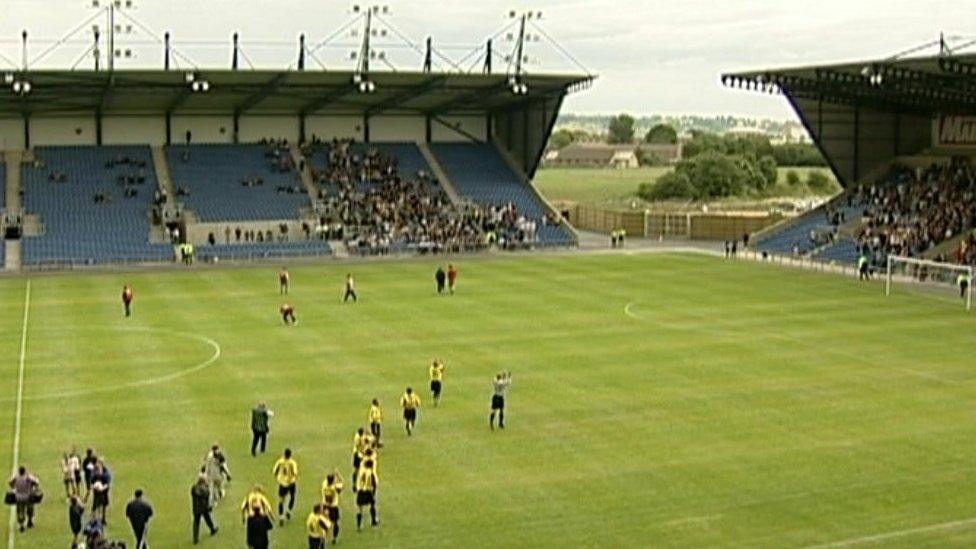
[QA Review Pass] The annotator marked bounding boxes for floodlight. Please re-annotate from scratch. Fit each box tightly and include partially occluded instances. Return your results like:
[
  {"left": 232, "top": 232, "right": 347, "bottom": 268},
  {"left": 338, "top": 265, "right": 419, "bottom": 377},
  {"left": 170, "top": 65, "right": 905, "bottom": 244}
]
[
  {"left": 352, "top": 73, "right": 363, "bottom": 84},
  {"left": 191, "top": 81, "right": 200, "bottom": 92},
  {"left": 3, "top": 73, "right": 13, "bottom": 85},
  {"left": 367, "top": 81, "right": 376, "bottom": 92},
  {"left": 92, "top": 0, "right": 100, "bottom": 7},
  {"left": 200, "top": 81, "right": 210, "bottom": 92},
  {"left": 22, "top": 82, "right": 31, "bottom": 93},
  {"left": 12, "top": 81, "right": 21, "bottom": 93},
  {"left": 185, "top": 72, "right": 195, "bottom": 83},
  {"left": 352, "top": 4, "right": 360, "bottom": 13}
]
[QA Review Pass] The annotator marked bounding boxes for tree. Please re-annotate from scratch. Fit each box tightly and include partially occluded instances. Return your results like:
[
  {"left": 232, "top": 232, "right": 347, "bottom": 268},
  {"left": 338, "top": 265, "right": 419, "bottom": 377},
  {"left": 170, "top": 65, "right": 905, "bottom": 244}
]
[
  {"left": 806, "top": 170, "right": 833, "bottom": 193},
  {"left": 607, "top": 114, "right": 635, "bottom": 144},
  {"left": 548, "top": 129, "right": 575, "bottom": 150},
  {"left": 644, "top": 124, "right": 677, "bottom": 144},
  {"left": 757, "top": 155, "right": 778, "bottom": 189},
  {"left": 785, "top": 169, "right": 801, "bottom": 186},
  {"left": 639, "top": 171, "right": 693, "bottom": 200}
]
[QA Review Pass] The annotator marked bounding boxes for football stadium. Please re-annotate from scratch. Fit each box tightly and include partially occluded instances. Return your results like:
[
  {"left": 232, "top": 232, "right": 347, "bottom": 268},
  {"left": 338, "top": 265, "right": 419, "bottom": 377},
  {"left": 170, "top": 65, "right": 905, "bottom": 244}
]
[{"left": 3, "top": 3, "right": 976, "bottom": 548}]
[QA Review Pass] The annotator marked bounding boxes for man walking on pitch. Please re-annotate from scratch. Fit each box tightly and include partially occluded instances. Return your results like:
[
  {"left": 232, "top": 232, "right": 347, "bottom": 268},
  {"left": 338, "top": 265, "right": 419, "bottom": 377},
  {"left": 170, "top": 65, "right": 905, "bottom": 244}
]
[
  {"left": 354, "top": 459, "right": 379, "bottom": 531},
  {"left": 857, "top": 254, "right": 870, "bottom": 281},
  {"left": 8, "top": 466, "right": 40, "bottom": 533},
  {"left": 279, "top": 267, "right": 290, "bottom": 295},
  {"left": 368, "top": 399, "right": 383, "bottom": 446},
  {"left": 321, "top": 470, "right": 344, "bottom": 543},
  {"left": 429, "top": 359, "right": 445, "bottom": 406},
  {"left": 191, "top": 474, "right": 218, "bottom": 544},
  {"left": 447, "top": 264, "right": 458, "bottom": 294},
  {"left": 124, "top": 489, "right": 153, "bottom": 548},
  {"left": 273, "top": 448, "right": 299, "bottom": 525},
  {"left": 203, "top": 444, "right": 231, "bottom": 507},
  {"left": 343, "top": 273, "right": 358, "bottom": 303},
  {"left": 435, "top": 266, "right": 446, "bottom": 294},
  {"left": 958, "top": 271, "right": 971, "bottom": 299},
  {"left": 400, "top": 387, "right": 421, "bottom": 436},
  {"left": 122, "top": 284, "right": 134, "bottom": 317},
  {"left": 489, "top": 371, "right": 513, "bottom": 430},
  {"left": 251, "top": 402, "right": 273, "bottom": 457}
]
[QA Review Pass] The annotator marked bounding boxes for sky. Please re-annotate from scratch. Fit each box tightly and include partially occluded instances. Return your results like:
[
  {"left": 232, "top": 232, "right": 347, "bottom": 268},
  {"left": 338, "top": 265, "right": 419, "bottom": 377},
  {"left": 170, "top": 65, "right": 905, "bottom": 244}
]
[{"left": 0, "top": 0, "right": 973, "bottom": 120}]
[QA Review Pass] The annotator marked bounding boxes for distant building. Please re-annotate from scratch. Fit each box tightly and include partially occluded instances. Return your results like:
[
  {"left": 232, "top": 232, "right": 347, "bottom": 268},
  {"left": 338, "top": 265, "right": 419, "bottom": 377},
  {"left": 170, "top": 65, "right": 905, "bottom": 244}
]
[{"left": 545, "top": 142, "right": 682, "bottom": 168}]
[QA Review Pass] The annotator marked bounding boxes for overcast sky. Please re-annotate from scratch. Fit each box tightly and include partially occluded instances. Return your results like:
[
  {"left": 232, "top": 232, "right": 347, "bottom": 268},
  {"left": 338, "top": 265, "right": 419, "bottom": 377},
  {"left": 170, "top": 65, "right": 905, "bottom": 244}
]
[{"left": 1, "top": 0, "right": 973, "bottom": 120}]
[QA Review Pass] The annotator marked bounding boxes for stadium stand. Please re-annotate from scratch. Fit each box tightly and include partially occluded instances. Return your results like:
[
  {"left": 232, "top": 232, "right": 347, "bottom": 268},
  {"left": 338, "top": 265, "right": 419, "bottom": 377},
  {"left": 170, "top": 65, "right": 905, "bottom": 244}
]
[
  {"left": 0, "top": 161, "right": 5, "bottom": 267},
  {"left": 196, "top": 239, "right": 330, "bottom": 262},
  {"left": 430, "top": 143, "right": 575, "bottom": 246},
  {"left": 754, "top": 195, "right": 864, "bottom": 257},
  {"left": 165, "top": 143, "right": 309, "bottom": 221},
  {"left": 20, "top": 146, "right": 172, "bottom": 266}
]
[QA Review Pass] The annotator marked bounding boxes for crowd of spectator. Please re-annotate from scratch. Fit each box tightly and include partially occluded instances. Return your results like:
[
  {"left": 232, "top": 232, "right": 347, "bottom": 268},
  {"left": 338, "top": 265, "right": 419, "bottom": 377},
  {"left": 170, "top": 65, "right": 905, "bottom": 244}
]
[
  {"left": 856, "top": 158, "right": 976, "bottom": 265},
  {"left": 304, "top": 139, "right": 542, "bottom": 255}
]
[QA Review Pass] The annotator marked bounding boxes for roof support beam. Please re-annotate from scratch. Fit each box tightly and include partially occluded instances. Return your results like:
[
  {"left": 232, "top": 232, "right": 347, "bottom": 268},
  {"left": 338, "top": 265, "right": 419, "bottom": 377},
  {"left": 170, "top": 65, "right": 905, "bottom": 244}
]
[
  {"left": 235, "top": 72, "right": 288, "bottom": 116},
  {"left": 424, "top": 80, "right": 508, "bottom": 115},
  {"left": 299, "top": 85, "right": 356, "bottom": 116},
  {"left": 365, "top": 75, "right": 447, "bottom": 116}
]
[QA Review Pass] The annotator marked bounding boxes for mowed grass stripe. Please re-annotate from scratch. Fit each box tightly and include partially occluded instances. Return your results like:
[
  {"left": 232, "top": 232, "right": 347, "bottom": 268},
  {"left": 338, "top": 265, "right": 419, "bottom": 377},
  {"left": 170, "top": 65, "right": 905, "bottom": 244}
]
[{"left": 1, "top": 253, "right": 975, "bottom": 547}]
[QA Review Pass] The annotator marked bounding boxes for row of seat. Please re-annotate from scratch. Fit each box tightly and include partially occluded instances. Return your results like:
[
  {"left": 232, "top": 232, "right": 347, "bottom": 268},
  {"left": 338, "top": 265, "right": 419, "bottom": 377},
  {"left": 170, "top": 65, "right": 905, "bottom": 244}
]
[
  {"left": 195, "top": 240, "right": 331, "bottom": 262},
  {"left": 20, "top": 146, "right": 173, "bottom": 265},
  {"left": 754, "top": 198, "right": 863, "bottom": 257},
  {"left": 430, "top": 143, "right": 574, "bottom": 246},
  {"left": 166, "top": 144, "right": 309, "bottom": 221}
]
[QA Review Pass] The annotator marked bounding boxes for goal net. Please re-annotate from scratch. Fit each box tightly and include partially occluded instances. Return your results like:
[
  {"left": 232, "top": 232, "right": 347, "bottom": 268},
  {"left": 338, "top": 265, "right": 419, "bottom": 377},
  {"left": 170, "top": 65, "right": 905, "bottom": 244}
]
[{"left": 885, "top": 255, "right": 973, "bottom": 310}]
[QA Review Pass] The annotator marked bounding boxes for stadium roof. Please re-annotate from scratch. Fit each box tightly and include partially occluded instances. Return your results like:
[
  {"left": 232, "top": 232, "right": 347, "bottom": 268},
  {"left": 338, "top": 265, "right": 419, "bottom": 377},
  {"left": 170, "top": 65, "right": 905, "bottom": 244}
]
[
  {"left": 0, "top": 69, "right": 593, "bottom": 117},
  {"left": 722, "top": 53, "right": 976, "bottom": 116}
]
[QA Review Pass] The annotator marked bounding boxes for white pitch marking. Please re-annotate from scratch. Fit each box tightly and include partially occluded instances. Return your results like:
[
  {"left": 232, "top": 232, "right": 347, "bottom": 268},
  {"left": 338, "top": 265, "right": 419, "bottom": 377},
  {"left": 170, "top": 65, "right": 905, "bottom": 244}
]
[
  {"left": 0, "top": 327, "right": 222, "bottom": 403},
  {"left": 806, "top": 516, "right": 976, "bottom": 548},
  {"left": 8, "top": 279, "right": 30, "bottom": 549}
]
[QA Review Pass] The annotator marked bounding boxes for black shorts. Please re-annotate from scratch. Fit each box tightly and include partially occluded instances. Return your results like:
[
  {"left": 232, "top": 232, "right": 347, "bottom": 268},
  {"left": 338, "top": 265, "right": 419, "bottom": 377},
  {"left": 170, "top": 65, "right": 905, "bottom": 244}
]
[
  {"left": 278, "top": 483, "right": 296, "bottom": 499},
  {"left": 327, "top": 506, "right": 339, "bottom": 523},
  {"left": 430, "top": 380, "right": 441, "bottom": 395},
  {"left": 491, "top": 395, "right": 505, "bottom": 410},
  {"left": 352, "top": 453, "right": 361, "bottom": 470},
  {"left": 356, "top": 490, "right": 375, "bottom": 506},
  {"left": 73, "top": 471, "right": 82, "bottom": 484},
  {"left": 403, "top": 408, "right": 417, "bottom": 422},
  {"left": 93, "top": 490, "right": 109, "bottom": 508}
]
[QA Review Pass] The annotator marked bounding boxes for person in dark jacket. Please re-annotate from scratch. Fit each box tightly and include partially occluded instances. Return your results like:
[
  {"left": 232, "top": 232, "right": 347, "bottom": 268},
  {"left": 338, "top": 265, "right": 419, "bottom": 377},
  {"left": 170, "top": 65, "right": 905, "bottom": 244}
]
[
  {"left": 125, "top": 489, "right": 154, "bottom": 548},
  {"left": 246, "top": 507, "right": 273, "bottom": 549},
  {"left": 191, "top": 474, "right": 218, "bottom": 544},
  {"left": 68, "top": 495, "right": 85, "bottom": 548},
  {"left": 250, "top": 402, "right": 272, "bottom": 457},
  {"left": 435, "top": 266, "right": 446, "bottom": 294}
]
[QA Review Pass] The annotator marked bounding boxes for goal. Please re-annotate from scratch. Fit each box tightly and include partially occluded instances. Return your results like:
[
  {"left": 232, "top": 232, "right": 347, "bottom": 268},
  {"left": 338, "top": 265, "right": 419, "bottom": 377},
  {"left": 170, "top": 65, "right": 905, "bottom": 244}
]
[{"left": 885, "top": 255, "right": 973, "bottom": 310}]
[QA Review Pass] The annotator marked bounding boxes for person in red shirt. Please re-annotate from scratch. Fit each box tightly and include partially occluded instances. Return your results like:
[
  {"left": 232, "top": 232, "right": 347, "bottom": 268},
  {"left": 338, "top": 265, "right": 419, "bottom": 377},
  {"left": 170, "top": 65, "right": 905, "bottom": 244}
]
[
  {"left": 280, "top": 303, "right": 297, "bottom": 325},
  {"left": 279, "top": 268, "right": 290, "bottom": 295},
  {"left": 447, "top": 264, "right": 458, "bottom": 295},
  {"left": 122, "top": 285, "right": 134, "bottom": 317}
]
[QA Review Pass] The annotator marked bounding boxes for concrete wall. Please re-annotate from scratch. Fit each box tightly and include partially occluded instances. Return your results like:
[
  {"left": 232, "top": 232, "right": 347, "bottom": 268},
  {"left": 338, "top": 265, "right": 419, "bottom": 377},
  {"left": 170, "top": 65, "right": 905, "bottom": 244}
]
[
  {"left": 432, "top": 115, "right": 487, "bottom": 142},
  {"left": 103, "top": 116, "right": 166, "bottom": 145},
  {"left": 239, "top": 116, "right": 300, "bottom": 143},
  {"left": 369, "top": 115, "right": 425, "bottom": 142},
  {"left": 30, "top": 116, "right": 97, "bottom": 146},
  {"left": 171, "top": 115, "right": 234, "bottom": 144},
  {"left": 0, "top": 118, "right": 25, "bottom": 150},
  {"left": 306, "top": 115, "right": 363, "bottom": 142}
]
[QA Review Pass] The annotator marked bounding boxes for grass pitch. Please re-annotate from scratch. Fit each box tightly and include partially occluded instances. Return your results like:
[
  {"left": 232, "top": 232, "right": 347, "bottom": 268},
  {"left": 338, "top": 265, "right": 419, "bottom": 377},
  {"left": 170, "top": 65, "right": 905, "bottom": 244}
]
[{"left": 2, "top": 252, "right": 976, "bottom": 548}]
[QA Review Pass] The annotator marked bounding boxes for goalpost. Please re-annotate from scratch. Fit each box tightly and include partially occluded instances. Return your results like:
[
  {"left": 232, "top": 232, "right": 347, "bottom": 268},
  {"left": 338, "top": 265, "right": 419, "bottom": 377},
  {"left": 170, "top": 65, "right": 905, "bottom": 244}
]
[{"left": 885, "top": 255, "right": 973, "bottom": 311}]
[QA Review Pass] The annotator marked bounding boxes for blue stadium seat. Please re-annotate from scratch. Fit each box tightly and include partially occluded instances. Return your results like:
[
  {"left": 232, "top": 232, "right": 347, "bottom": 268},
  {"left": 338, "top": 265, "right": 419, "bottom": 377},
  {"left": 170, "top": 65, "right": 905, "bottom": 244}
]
[
  {"left": 166, "top": 144, "right": 309, "bottom": 221},
  {"left": 0, "top": 162, "right": 5, "bottom": 267},
  {"left": 812, "top": 237, "right": 859, "bottom": 264},
  {"left": 755, "top": 199, "right": 863, "bottom": 256},
  {"left": 21, "top": 146, "right": 172, "bottom": 266},
  {"left": 431, "top": 143, "right": 574, "bottom": 246}
]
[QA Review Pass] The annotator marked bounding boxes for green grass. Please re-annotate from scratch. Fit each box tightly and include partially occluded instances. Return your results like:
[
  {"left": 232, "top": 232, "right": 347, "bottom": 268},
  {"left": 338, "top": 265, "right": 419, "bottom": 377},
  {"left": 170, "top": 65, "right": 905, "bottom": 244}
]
[
  {"left": 2, "top": 253, "right": 976, "bottom": 547},
  {"left": 533, "top": 166, "right": 839, "bottom": 204}
]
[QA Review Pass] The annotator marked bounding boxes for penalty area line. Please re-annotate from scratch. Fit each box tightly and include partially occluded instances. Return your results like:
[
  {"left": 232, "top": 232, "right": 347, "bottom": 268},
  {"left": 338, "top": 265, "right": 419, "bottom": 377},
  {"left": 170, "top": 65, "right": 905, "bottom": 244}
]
[{"left": 7, "top": 279, "right": 30, "bottom": 549}]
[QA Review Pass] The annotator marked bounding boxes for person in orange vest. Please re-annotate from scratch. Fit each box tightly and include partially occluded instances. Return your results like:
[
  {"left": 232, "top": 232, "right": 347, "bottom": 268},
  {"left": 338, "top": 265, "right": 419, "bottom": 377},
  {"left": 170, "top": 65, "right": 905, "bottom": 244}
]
[{"left": 122, "top": 285, "right": 134, "bottom": 317}]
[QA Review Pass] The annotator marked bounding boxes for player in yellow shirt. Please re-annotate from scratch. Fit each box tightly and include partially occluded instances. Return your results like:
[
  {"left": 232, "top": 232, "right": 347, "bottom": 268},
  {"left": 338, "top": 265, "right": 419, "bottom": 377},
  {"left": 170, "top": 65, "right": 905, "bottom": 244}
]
[
  {"left": 429, "top": 359, "right": 445, "bottom": 406},
  {"left": 354, "top": 459, "right": 379, "bottom": 531},
  {"left": 400, "top": 387, "right": 422, "bottom": 436},
  {"left": 321, "top": 470, "right": 344, "bottom": 542},
  {"left": 273, "top": 448, "right": 299, "bottom": 525},
  {"left": 306, "top": 503, "right": 332, "bottom": 548},
  {"left": 240, "top": 484, "right": 274, "bottom": 523},
  {"left": 368, "top": 398, "right": 383, "bottom": 446}
]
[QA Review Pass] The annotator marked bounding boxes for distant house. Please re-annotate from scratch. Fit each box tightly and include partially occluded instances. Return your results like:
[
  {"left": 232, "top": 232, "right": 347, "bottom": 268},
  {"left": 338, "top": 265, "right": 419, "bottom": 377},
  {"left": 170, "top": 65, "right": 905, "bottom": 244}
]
[
  {"left": 545, "top": 143, "right": 640, "bottom": 169},
  {"left": 637, "top": 143, "right": 683, "bottom": 165}
]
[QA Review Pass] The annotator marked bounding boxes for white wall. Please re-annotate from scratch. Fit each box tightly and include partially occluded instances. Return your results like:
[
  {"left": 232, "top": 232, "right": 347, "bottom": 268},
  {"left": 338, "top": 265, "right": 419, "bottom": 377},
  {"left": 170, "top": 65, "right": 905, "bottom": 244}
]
[
  {"left": 305, "top": 115, "right": 363, "bottom": 142},
  {"left": 30, "top": 116, "right": 96, "bottom": 146},
  {"left": 239, "top": 116, "right": 299, "bottom": 143},
  {"left": 0, "top": 118, "right": 25, "bottom": 150},
  {"left": 171, "top": 115, "right": 233, "bottom": 144},
  {"left": 103, "top": 116, "right": 166, "bottom": 145},
  {"left": 369, "top": 115, "right": 425, "bottom": 142},
  {"left": 432, "top": 115, "right": 487, "bottom": 142}
]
